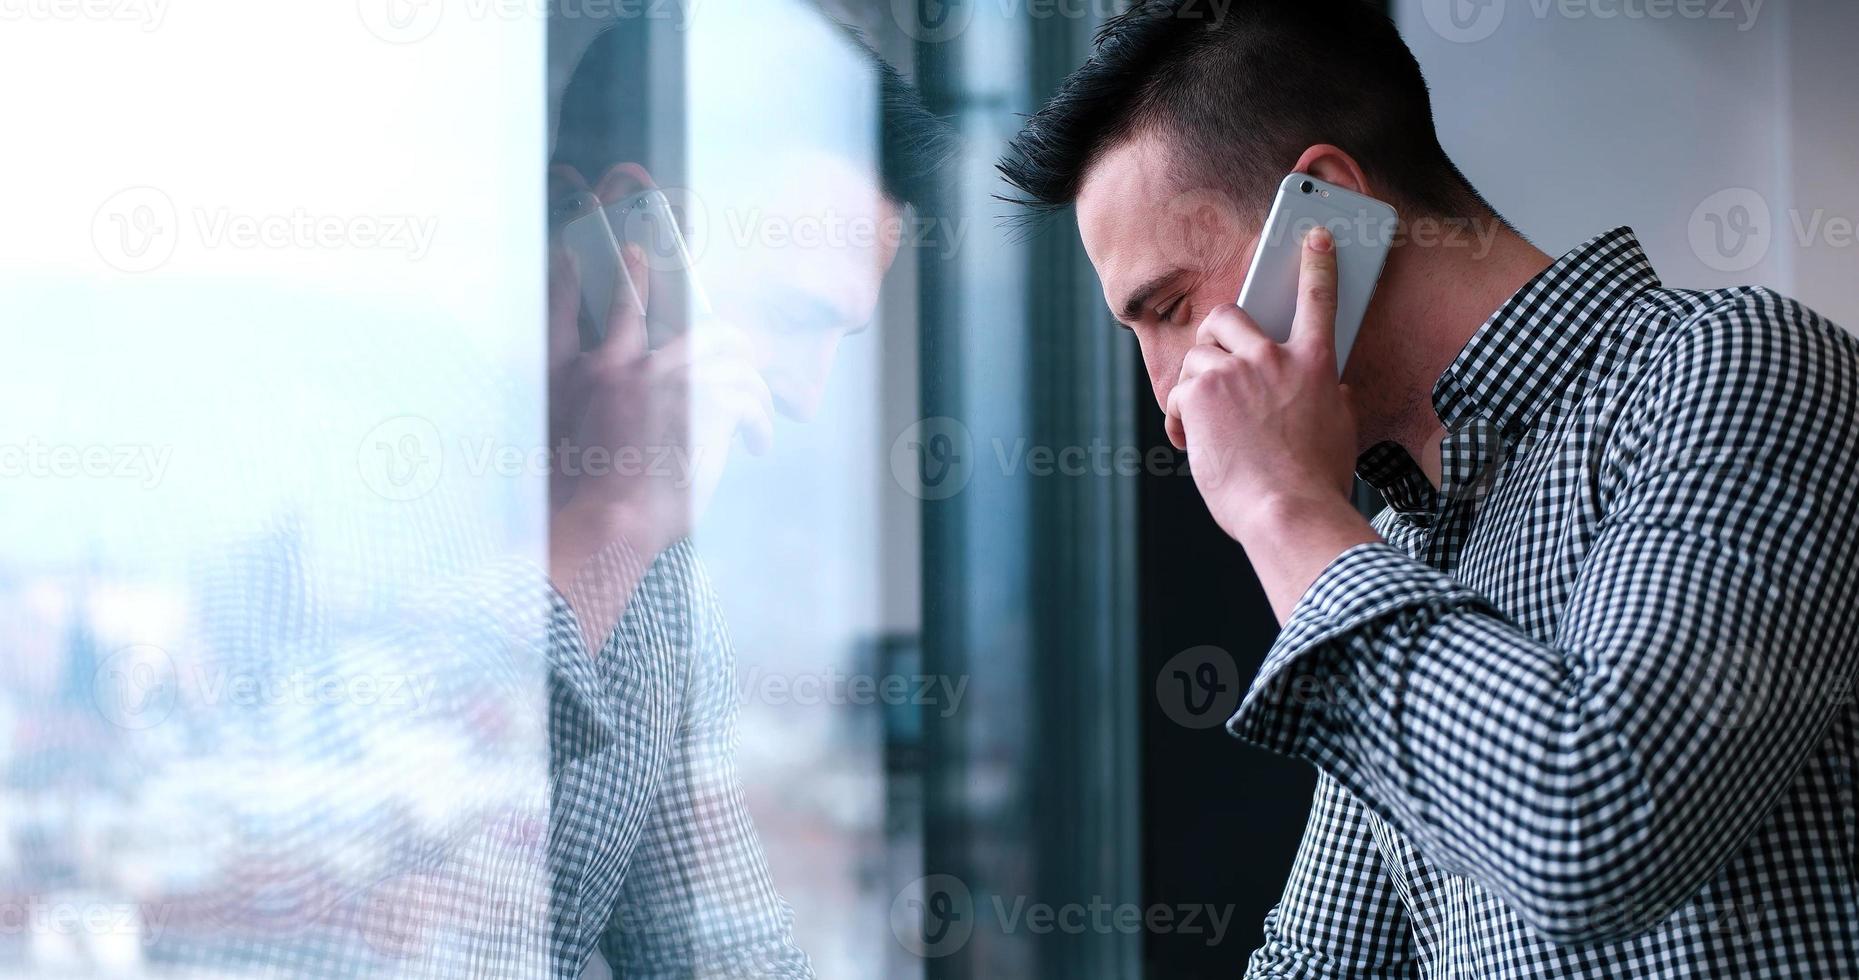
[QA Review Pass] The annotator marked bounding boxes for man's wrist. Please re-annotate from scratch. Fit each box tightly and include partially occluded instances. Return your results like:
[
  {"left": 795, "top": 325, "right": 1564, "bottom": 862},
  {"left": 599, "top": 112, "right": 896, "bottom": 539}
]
[
  {"left": 550, "top": 500, "right": 664, "bottom": 577},
  {"left": 548, "top": 499, "right": 669, "bottom": 655},
  {"left": 1231, "top": 490, "right": 1380, "bottom": 624},
  {"left": 1231, "top": 490, "right": 1362, "bottom": 544}
]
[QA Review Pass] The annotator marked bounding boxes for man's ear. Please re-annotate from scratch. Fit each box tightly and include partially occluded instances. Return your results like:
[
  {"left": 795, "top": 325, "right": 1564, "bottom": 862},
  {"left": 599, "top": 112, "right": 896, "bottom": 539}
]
[
  {"left": 1290, "top": 145, "right": 1373, "bottom": 198},
  {"left": 594, "top": 162, "right": 655, "bottom": 204}
]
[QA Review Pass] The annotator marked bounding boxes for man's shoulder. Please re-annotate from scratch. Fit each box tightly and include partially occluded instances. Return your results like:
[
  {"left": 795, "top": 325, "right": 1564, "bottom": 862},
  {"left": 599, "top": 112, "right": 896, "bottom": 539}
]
[
  {"left": 1614, "top": 286, "right": 1855, "bottom": 413},
  {"left": 1635, "top": 286, "right": 1855, "bottom": 381},
  {"left": 1603, "top": 286, "right": 1859, "bottom": 472},
  {"left": 629, "top": 538, "right": 722, "bottom": 626}
]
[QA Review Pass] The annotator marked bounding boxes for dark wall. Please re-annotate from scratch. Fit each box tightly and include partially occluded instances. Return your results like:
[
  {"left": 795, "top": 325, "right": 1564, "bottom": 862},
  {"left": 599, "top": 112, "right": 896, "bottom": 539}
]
[{"left": 1135, "top": 386, "right": 1317, "bottom": 978}]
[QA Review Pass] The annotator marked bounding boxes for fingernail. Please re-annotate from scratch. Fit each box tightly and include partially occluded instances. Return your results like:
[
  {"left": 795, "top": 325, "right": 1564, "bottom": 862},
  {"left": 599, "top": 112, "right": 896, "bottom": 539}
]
[{"left": 1308, "top": 227, "right": 1334, "bottom": 253}]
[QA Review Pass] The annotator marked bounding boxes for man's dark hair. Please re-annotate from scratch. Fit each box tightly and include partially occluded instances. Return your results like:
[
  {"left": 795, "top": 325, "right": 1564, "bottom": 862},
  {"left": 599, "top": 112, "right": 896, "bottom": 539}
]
[
  {"left": 553, "top": 20, "right": 957, "bottom": 212},
  {"left": 999, "top": 0, "right": 1495, "bottom": 223}
]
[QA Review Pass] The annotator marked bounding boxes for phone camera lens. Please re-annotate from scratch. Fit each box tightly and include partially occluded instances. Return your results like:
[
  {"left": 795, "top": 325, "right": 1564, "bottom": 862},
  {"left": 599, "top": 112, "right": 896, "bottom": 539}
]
[{"left": 1300, "top": 180, "right": 1314, "bottom": 194}]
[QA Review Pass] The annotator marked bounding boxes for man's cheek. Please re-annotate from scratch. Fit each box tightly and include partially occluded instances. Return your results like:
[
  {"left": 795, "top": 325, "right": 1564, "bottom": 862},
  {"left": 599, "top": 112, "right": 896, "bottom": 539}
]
[{"left": 1132, "top": 330, "right": 1179, "bottom": 411}]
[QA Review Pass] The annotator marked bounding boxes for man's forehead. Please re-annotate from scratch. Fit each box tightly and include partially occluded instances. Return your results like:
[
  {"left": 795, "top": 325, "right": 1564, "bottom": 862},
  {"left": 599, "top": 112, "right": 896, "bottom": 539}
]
[
  {"left": 1077, "top": 138, "right": 1195, "bottom": 302},
  {"left": 1078, "top": 138, "right": 1185, "bottom": 233},
  {"left": 1078, "top": 136, "right": 1260, "bottom": 312}
]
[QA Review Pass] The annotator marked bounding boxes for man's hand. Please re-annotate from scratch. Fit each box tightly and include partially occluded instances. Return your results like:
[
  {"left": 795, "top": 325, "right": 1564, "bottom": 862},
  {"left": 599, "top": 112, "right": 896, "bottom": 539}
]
[
  {"left": 546, "top": 166, "right": 773, "bottom": 649},
  {"left": 1165, "top": 227, "right": 1380, "bottom": 620}
]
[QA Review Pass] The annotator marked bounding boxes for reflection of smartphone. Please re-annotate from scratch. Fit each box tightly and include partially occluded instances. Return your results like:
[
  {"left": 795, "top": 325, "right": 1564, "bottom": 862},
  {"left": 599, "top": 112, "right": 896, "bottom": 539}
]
[
  {"left": 1236, "top": 173, "right": 1397, "bottom": 376},
  {"left": 557, "top": 188, "right": 712, "bottom": 351}
]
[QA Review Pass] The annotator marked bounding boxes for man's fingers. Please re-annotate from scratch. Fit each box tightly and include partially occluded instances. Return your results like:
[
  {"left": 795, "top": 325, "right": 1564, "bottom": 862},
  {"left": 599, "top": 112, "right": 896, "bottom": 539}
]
[
  {"left": 1194, "top": 304, "right": 1271, "bottom": 355},
  {"left": 732, "top": 370, "right": 776, "bottom": 457},
  {"left": 1163, "top": 385, "right": 1189, "bottom": 451},
  {"left": 1290, "top": 225, "right": 1339, "bottom": 357},
  {"left": 547, "top": 245, "right": 584, "bottom": 377},
  {"left": 595, "top": 243, "right": 650, "bottom": 364},
  {"left": 1176, "top": 343, "right": 1231, "bottom": 385},
  {"left": 688, "top": 358, "right": 776, "bottom": 458}
]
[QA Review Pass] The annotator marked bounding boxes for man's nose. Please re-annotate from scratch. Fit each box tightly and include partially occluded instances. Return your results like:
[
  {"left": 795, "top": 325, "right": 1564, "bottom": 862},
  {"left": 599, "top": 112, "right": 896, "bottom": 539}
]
[{"left": 1138, "top": 340, "right": 1183, "bottom": 417}]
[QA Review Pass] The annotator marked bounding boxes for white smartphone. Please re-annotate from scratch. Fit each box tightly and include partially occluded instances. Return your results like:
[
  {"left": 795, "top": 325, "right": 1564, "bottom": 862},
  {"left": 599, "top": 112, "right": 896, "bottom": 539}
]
[
  {"left": 1236, "top": 173, "right": 1397, "bottom": 376},
  {"left": 556, "top": 187, "right": 712, "bottom": 351}
]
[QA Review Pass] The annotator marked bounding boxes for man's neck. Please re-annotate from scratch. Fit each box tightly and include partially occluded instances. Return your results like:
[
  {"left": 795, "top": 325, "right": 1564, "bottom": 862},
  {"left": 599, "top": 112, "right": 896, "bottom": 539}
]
[{"left": 1373, "top": 220, "right": 1554, "bottom": 483}]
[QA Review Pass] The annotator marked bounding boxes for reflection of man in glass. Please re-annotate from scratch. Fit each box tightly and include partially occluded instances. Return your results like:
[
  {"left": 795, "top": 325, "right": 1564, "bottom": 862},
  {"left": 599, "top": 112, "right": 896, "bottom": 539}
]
[{"left": 541, "top": 15, "right": 955, "bottom": 978}]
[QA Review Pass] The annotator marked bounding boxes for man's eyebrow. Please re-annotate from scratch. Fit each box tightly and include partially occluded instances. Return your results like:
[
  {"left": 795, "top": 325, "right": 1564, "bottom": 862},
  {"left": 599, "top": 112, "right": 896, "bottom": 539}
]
[{"left": 1117, "top": 270, "right": 1185, "bottom": 323}]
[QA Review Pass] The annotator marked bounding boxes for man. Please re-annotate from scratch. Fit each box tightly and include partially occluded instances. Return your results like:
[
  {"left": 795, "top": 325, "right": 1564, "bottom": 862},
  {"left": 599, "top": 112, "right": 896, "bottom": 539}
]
[
  {"left": 1000, "top": 1, "right": 1859, "bottom": 977},
  {"left": 544, "top": 12, "right": 954, "bottom": 979}
]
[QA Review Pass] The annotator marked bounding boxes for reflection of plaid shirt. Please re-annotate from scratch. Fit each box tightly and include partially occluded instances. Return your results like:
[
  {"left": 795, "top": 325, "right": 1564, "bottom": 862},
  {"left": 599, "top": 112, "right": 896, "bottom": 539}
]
[
  {"left": 135, "top": 528, "right": 808, "bottom": 978},
  {"left": 547, "top": 538, "right": 813, "bottom": 978},
  {"left": 1236, "top": 229, "right": 1859, "bottom": 978}
]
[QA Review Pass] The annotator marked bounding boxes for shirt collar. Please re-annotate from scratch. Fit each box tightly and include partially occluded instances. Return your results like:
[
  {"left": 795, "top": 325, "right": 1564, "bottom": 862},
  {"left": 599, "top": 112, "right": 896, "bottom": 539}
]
[
  {"left": 1358, "top": 227, "right": 1661, "bottom": 521},
  {"left": 1432, "top": 226, "right": 1661, "bottom": 436}
]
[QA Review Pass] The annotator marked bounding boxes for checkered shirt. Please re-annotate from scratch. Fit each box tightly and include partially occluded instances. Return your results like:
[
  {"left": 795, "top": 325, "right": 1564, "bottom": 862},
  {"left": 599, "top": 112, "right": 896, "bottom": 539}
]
[
  {"left": 1233, "top": 228, "right": 1859, "bottom": 978},
  {"left": 547, "top": 537, "right": 814, "bottom": 979}
]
